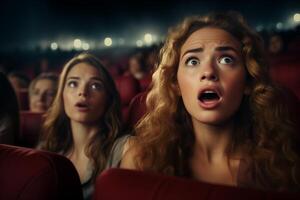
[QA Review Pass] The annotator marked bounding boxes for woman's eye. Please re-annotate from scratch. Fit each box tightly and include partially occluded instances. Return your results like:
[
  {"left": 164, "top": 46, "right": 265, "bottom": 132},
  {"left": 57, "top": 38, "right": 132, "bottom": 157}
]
[
  {"left": 90, "top": 82, "right": 103, "bottom": 90},
  {"left": 185, "top": 57, "right": 200, "bottom": 66},
  {"left": 219, "top": 56, "right": 234, "bottom": 64},
  {"left": 67, "top": 81, "right": 77, "bottom": 88}
]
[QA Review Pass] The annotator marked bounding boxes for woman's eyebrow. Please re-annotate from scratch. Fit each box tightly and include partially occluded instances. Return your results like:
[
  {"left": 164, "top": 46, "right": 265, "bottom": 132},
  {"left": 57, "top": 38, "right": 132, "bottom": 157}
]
[
  {"left": 90, "top": 77, "right": 102, "bottom": 82},
  {"left": 66, "top": 76, "right": 79, "bottom": 80},
  {"left": 181, "top": 47, "right": 203, "bottom": 59},
  {"left": 66, "top": 77, "right": 102, "bottom": 81},
  {"left": 215, "top": 46, "right": 240, "bottom": 54}
]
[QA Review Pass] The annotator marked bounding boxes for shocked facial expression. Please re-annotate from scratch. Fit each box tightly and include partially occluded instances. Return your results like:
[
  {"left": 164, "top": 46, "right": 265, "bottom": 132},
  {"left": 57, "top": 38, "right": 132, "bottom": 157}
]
[
  {"left": 177, "top": 27, "right": 247, "bottom": 126},
  {"left": 63, "top": 62, "right": 107, "bottom": 125},
  {"left": 30, "top": 79, "right": 56, "bottom": 113}
]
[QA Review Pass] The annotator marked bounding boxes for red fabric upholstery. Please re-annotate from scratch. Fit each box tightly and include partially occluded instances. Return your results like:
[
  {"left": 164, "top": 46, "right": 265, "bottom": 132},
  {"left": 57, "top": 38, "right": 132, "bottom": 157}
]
[
  {"left": 0, "top": 144, "right": 83, "bottom": 200},
  {"left": 18, "top": 90, "right": 29, "bottom": 111},
  {"left": 126, "top": 92, "right": 147, "bottom": 129},
  {"left": 19, "top": 111, "right": 44, "bottom": 148},
  {"left": 270, "top": 63, "right": 300, "bottom": 99},
  {"left": 94, "top": 168, "right": 299, "bottom": 200},
  {"left": 114, "top": 75, "right": 140, "bottom": 123},
  {"left": 138, "top": 74, "right": 152, "bottom": 92},
  {"left": 115, "top": 75, "right": 140, "bottom": 106}
]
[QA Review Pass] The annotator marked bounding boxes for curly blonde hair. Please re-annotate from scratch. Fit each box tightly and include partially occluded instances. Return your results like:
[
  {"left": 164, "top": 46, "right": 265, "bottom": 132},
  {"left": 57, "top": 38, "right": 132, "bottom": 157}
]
[
  {"left": 39, "top": 53, "right": 122, "bottom": 181},
  {"left": 132, "top": 12, "right": 300, "bottom": 191}
]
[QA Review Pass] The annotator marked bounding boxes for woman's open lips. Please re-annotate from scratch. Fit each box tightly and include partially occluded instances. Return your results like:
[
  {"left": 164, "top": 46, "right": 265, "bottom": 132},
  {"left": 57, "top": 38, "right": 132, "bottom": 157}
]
[
  {"left": 198, "top": 89, "right": 222, "bottom": 109},
  {"left": 75, "top": 102, "right": 90, "bottom": 111}
]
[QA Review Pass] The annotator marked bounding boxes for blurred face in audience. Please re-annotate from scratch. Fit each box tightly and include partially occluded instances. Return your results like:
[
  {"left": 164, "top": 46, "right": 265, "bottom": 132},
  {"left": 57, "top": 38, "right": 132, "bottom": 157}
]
[
  {"left": 129, "top": 55, "right": 145, "bottom": 79},
  {"left": 29, "top": 79, "right": 56, "bottom": 112},
  {"left": 129, "top": 57, "right": 142, "bottom": 74},
  {"left": 177, "top": 27, "right": 246, "bottom": 126},
  {"left": 268, "top": 35, "right": 283, "bottom": 54},
  {"left": 63, "top": 63, "right": 107, "bottom": 124}
]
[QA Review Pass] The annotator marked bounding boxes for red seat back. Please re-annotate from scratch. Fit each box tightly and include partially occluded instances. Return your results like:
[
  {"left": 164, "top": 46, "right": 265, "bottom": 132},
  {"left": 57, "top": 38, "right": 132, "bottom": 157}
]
[
  {"left": 94, "top": 168, "right": 299, "bottom": 200},
  {"left": 270, "top": 63, "right": 300, "bottom": 99},
  {"left": 0, "top": 144, "right": 83, "bottom": 200},
  {"left": 138, "top": 74, "right": 152, "bottom": 92},
  {"left": 19, "top": 111, "right": 44, "bottom": 147},
  {"left": 18, "top": 89, "right": 29, "bottom": 111},
  {"left": 114, "top": 75, "right": 140, "bottom": 122},
  {"left": 126, "top": 92, "right": 148, "bottom": 129}
]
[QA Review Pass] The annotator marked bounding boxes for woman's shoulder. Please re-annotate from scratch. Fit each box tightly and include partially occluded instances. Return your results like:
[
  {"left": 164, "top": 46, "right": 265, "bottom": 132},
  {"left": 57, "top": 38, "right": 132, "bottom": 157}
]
[
  {"left": 118, "top": 135, "right": 140, "bottom": 170},
  {"left": 106, "top": 134, "right": 133, "bottom": 168}
]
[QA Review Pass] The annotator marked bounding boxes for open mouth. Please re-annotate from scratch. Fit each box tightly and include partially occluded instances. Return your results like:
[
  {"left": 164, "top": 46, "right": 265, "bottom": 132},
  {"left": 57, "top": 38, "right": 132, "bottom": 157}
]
[
  {"left": 75, "top": 102, "right": 89, "bottom": 108},
  {"left": 198, "top": 90, "right": 220, "bottom": 103}
]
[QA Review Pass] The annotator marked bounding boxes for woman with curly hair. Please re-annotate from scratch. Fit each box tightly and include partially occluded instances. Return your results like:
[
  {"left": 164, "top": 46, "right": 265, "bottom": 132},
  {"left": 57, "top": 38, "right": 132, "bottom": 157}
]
[
  {"left": 116, "top": 12, "right": 300, "bottom": 191},
  {"left": 38, "top": 53, "right": 122, "bottom": 199}
]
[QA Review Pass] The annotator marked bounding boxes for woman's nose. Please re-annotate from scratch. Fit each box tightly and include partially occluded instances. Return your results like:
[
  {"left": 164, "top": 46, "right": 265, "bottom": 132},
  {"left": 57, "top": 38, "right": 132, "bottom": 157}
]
[
  {"left": 200, "top": 60, "right": 218, "bottom": 82},
  {"left": 78, "top": 85, "right": 88, "bottom": 97},
  {"left": 200, "top": 71, "right": 218, "bottom": 81}
]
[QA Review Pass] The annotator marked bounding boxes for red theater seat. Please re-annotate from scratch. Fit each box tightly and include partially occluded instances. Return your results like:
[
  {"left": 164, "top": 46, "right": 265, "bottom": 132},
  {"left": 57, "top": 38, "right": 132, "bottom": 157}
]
[
  {"left": 19, "top": 111, "right": 44, "bottom": 148},
  {"left": 18, "top": 89, "right": 29, "bottom": 111},
  {"left": 114, "top": 75, "right": 140, "bottom": 123},
  {"left": 0, "top": 144, "right": 83, "bottom": 200},
  {"left": 270, "top": 62, "right": 300, "bottom": 100},
  {"left": 138, "top": 73, "right": 152, "bottom": 92},
  {"left": 126, "top": 92, "right": 148, "bottom": 130},
  {"left": 94, "top": 168, "right": 299, "bottom": 200}
]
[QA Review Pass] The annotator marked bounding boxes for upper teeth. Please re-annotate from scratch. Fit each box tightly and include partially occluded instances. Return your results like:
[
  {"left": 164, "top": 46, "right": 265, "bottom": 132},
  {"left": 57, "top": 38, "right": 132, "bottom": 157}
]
[{"left": 204, "top": 90, "right": 215, "bottom": 94}]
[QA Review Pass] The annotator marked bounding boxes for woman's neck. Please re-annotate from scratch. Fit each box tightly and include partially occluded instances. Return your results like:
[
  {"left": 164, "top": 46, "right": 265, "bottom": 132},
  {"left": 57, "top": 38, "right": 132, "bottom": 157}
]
[
  {"left": 69, "top": 121, "right": 100, "bottom": 156},
  {"left": 190, "top": 119, "right": 241, "bottom": 186},
  {"left": 67, "top": 121, "right": 99, "bottom": 183},
  {"left": 192, "top": 119, "right": 235, "bottom": 163}
]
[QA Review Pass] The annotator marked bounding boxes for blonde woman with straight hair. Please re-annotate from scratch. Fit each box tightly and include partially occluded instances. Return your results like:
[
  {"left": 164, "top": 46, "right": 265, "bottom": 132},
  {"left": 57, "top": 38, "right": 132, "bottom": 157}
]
[{"left": 39, "top": 53, "right": 122, "bottom": 199}]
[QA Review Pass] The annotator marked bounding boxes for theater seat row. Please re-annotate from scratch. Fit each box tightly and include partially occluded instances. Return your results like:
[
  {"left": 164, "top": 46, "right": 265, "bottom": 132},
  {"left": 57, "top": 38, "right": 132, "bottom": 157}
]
[
  {"left": 1, "top": 144, "right": 299, "bottom": 200},
  {"left": 95, "top": 168, "right": 299, "bottom": 200},
  {"left": 0, "top": 144, "right": 83, "bottom": 200}
]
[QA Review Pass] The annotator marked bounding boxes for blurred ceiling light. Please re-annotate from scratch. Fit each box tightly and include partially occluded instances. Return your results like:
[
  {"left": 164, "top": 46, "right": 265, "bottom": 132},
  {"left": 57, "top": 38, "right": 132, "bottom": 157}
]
[
  {"left": 144, "top": 33, "right": 153, "bottom": 44},
  {"left": 276, "top": 22, "right": 283, "bottom": 29},
  {"left": 82, "top": 43, "right": 90, "bottom": 50},
  {"left": 294, "top": 13, "right": 300, "bottom": 22},
  {"left": 50, "top": 42, "right": 58, "bottom": 50},
  {"left": 73, "top": 39, "right": 82, "bottom": 49},
  {"left": 104, "top": 37, "right": 112, "bottom": 47},
  {"left": 136, "top": 40, "right": 143, "bottom": 47}
]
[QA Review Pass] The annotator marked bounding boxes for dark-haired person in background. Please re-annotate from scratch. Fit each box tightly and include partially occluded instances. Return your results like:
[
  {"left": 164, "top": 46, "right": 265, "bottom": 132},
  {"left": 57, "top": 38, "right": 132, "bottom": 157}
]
[{"left": 0, "top": 72, "right": 20, "bottom": 144}]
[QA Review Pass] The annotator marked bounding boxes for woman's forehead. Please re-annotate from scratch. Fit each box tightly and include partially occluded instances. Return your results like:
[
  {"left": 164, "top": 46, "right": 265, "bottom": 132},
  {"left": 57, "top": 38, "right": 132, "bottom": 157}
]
[
  {"left": 180, "top": 27, "right": 241, "bottom": 55},
  {"left": 67, "top": 62, "right": 102, "bottom": 78}
]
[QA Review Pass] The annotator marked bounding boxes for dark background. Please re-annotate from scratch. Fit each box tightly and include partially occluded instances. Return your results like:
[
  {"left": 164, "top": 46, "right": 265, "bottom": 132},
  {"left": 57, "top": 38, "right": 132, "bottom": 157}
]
[{"left": 0, "top": 0, "right": 299, "bottom": 52}]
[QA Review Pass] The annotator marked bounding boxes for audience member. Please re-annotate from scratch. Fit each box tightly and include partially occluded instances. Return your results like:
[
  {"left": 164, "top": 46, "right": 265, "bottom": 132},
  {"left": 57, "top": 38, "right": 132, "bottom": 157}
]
[
  {"left": 38, "top": 53, "right": 122, "bottom": 200},
  {"left": 114, "top": 12, "right": 300, "bottom": 192},
  {"left": 0, "top": 72, "right": 19, "bottom": 144},
  {"left": 29, "top": 73, "right": 58, "bottom": 113},
  {"left": 268, "top": 33, "right": 285, "bottom": 55},
  {"left": 126, "top": 52, "right": 147, "bottom": 80}
]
